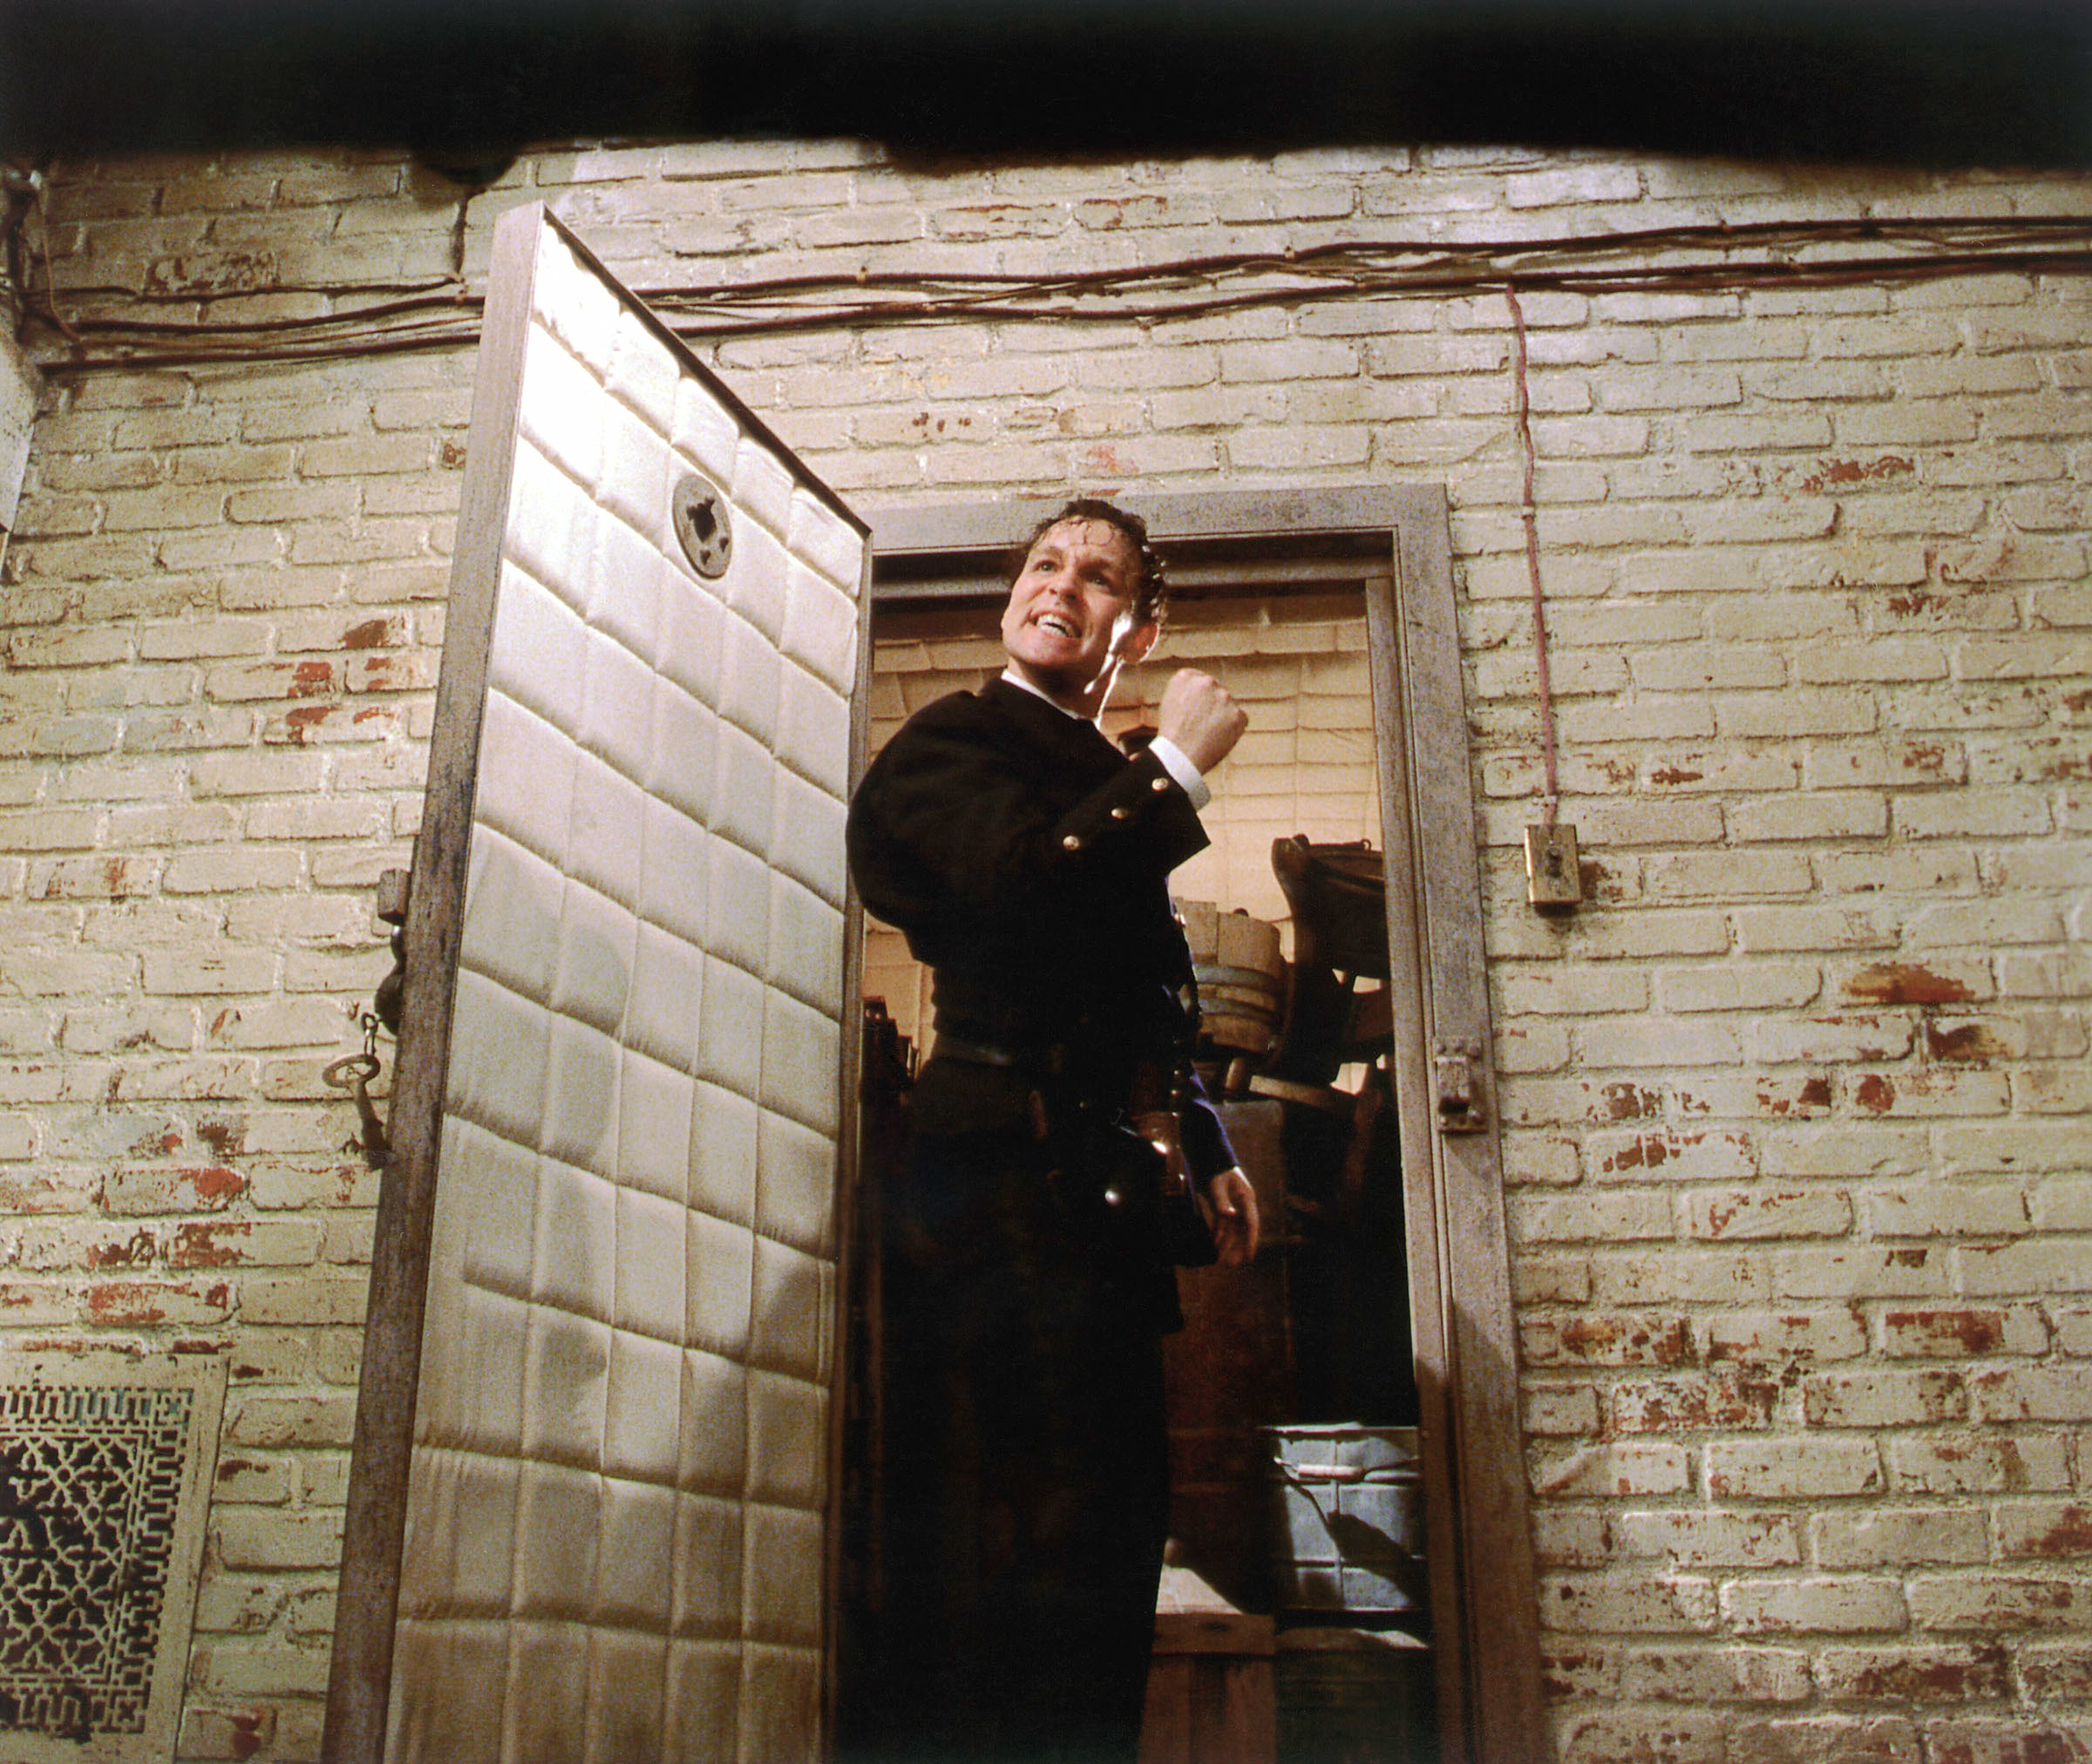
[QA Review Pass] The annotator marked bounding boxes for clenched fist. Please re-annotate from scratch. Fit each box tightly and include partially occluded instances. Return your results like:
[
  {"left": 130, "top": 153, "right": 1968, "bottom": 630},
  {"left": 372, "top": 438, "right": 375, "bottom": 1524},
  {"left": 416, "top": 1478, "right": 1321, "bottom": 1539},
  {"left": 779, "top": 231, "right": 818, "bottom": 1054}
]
[{"left": 1157, "top": 668, "right": 1247, "bottom": 775}]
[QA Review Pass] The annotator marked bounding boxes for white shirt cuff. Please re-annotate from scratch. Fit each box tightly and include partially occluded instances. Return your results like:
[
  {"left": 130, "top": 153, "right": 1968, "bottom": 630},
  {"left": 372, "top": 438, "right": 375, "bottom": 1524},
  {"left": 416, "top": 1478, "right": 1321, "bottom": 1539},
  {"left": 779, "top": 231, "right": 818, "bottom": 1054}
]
[{"left": 1148, "top": 736, "right": 1212, "bottom": 811}]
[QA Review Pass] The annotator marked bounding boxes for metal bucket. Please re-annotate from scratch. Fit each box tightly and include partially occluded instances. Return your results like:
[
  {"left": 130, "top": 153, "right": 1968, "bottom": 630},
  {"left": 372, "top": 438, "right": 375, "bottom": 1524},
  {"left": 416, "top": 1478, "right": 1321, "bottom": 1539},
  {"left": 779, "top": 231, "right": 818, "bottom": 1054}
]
[{"left": 1261, "top": 1424, "right": 1426, "bottom": 1624}]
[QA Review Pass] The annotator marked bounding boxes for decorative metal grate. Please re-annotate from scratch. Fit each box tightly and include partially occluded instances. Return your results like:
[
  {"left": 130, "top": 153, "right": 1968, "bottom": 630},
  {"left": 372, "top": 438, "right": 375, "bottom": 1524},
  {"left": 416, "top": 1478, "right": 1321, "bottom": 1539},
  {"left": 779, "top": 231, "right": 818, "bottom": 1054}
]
[{"left": 0, "top": 1354, "right": 224, "bottom": 1763}]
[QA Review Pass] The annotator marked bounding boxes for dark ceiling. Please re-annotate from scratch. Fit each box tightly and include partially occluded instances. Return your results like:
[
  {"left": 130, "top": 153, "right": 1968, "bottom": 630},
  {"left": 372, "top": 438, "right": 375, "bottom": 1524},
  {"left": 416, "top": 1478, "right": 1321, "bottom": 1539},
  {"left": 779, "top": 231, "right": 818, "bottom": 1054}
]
[{"left": 4, "top": 0, "right": 2089, "bottom": 171}]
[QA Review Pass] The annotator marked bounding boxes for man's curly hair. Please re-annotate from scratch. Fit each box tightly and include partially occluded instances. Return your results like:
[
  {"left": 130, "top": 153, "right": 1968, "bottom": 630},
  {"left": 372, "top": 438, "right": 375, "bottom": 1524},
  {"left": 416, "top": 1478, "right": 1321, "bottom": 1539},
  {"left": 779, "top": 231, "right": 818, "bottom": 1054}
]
[{"left": 1004, "top": 498, "right": 1170, "bottom": 628}]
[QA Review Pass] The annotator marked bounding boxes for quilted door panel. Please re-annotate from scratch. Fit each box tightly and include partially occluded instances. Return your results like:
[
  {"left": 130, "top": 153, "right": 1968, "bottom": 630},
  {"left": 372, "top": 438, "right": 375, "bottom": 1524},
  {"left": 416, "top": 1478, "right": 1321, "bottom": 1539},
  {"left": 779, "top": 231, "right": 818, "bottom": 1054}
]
[{"left": 384, "top": 209, "right": 866, "bottom": 1764}]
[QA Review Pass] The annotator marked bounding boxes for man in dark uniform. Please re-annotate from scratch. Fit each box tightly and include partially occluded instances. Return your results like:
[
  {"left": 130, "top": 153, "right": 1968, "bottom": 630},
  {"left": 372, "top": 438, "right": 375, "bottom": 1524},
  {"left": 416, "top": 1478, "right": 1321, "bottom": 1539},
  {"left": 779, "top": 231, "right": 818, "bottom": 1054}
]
[{"left": 846, "top": 499, "right": 1258, "bottom": 1761}]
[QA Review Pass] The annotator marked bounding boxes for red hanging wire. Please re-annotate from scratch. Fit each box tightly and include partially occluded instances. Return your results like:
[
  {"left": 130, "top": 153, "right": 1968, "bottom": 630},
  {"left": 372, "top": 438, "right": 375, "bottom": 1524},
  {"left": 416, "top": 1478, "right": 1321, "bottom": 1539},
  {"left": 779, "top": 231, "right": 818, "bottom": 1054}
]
[
  {"left": 31, "top": 176, "right": 78, "bottom": 345},
  {"left": 1504, "top": 286, "right": 1559, "bottom": 827}
]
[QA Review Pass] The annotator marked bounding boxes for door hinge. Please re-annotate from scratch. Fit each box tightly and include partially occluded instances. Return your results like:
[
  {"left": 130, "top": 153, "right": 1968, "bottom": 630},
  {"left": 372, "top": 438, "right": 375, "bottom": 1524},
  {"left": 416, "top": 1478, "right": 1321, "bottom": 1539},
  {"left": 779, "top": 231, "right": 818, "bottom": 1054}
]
[{"left": 373, "top": 860, "right": 411, "bottom": 1035}]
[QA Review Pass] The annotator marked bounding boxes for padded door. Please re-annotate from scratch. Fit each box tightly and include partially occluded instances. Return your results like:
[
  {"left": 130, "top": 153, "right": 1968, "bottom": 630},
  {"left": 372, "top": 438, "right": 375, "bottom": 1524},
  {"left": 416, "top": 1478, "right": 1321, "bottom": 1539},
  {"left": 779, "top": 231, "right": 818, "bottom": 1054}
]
[{"left": 379, "top": 207, "right": 868, "bottom": 1763}]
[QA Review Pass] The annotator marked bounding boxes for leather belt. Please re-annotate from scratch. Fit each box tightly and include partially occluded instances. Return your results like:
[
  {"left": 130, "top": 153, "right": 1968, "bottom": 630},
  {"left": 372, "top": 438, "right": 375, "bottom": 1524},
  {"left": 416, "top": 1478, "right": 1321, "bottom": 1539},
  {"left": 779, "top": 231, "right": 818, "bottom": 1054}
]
[{"left": 932, "top": 1032, "right": 1066, "bottom": 1074}]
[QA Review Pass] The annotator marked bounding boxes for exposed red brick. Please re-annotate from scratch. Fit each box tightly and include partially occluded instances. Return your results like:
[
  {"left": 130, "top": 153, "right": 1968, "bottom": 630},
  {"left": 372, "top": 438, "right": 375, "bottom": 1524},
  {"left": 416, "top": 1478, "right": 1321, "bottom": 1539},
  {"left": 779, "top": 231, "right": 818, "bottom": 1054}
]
[
  {"left": 343, "top": 619, "right": 391, "bottom": 649},
  {"left": 182, "top": 1706, "right": 279, "bottom": 1763},
  {"left": 231, "top": 1713, "right": 270, "bottom": 1762},
  {"left": 2021, "top": 1652, "right": 2092, "bottom": 1701},
  {"left": 87, "top": 1228, "right": 161, "bottom": 1271},
  {"left": 1851, "top": 1645, "right": 2009, "bottom": 1702},
  {"left": 84, "top": 1282, "right": 164, "bottom": 1324},
  {"left": 1745, "top": 1073, "right": 1836, "bottom": 1118},
  {"left": 1932, "top": 1733, "right": 2090, "bottom": 1764},
  {"left": 0, "top": 1173, "right": 76, "bottom": 1213},
  {"left": 143, "top": 252, "right": 278, "bottom": 295},
  {"left": 289, "top": 659, "right": 334, "bottom": 696},
  {"left": 1559, "top": 1712, "right": 1724, "bottom": 1764},
  {"left": 104, "top": 1164, "right": 248, "bottom": 1213},
  {"left": 34, "top": 856, "right": 153, "bottom": 902},
  {"left": 1559, "top": 1314, "right": 1692, "bottom": 1365},
  {"left": 1600, "top": 1082, "right": 1662, "bottom": 1123},
  {"left": 1884, "top": 1308, "right": 2007, "bottom": 1356},
  {"left": 1598, "top": 1132, "right": 1693, "bottom": 1173},
  {"left": 1845, "top": 963, "right": 1976, "bottom": 1006},
  {"left": 1926, "top": 1021, "right": 2007, "bottom": 1062},
  {"left": 1801, "top": 455, "right": 1914, "bottom": 493},
  {"left": 172, "top": 1219, "right": 253, "bottom": 1268},
  {"left": 189, "top": 1164, "right": 245, "bottom": 1206},
  {"left": 197, "top": 1117, "right": 246, "bottom": 1158},
  {"left": 1648, "top": 766, "right": 1703, "bottom": 785},
  {"left": 1939, "top": 533, "right": 2024, "bottom": 585},
  {"left": 1708, "top": 1312, "right": 1863, "bottom": 1376},
  {"left": 1613, "top": 1371, "right": 1778, "bottom": 1433},
  {"left": 1856, "top": 1075, "right": 1898, "bottom": 1114},
  {"left": 2007, "top": 1505, "right": 2092, "bottom": 1557},
  {"left": 2038, "top": 753, "right": 2089, "bottom": 781},
  {"left": 282, "top": 704, "right": 331, "bottom": 743}
]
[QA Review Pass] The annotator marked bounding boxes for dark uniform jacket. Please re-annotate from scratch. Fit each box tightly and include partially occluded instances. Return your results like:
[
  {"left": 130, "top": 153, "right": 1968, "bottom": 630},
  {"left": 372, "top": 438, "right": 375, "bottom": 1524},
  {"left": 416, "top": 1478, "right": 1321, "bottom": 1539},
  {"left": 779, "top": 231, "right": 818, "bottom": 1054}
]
[{"left": 847, "top": 676, "right": 1233, "bottom": 1182}]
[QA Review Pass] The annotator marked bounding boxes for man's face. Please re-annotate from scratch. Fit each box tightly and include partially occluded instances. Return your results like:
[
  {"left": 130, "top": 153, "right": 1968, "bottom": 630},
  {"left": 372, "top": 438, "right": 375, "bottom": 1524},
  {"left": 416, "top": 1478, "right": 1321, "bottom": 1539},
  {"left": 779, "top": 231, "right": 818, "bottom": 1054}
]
[{"left": 999, "top": 518, "right": 1157, "bottom": 715}]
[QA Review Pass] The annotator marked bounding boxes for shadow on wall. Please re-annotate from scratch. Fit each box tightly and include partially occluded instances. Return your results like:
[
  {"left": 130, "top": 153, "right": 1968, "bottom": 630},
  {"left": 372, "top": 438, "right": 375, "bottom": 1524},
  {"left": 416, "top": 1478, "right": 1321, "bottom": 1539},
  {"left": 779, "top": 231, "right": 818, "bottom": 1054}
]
[{"left": 3, "top": 0, "right": 2089, "bottom": 166}]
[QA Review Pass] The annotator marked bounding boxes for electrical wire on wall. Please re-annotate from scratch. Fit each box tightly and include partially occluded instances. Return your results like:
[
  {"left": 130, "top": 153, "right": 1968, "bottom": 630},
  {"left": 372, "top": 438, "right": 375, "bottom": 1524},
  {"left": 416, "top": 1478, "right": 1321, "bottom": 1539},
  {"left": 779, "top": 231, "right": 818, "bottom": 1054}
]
[
  {"left": 1503, "top": 287, "right": 1557, "bottom": 824},
  {"left": 7, "top": 214, "right": 2090, "bottom": 373},
  {"left": 1499, "top": 284, "right": 1581, "bottom": 910},
  {"left": 12, "top": 201, "right": 2083, "bottom": 912}
]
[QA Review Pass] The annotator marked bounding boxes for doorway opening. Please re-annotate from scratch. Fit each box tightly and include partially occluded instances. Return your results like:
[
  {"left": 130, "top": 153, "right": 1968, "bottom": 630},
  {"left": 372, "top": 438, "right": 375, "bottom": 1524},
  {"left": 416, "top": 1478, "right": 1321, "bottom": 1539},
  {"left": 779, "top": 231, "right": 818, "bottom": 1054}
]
[{"left": 835, "top": 491, "right": 1543, "bottom": 1764}]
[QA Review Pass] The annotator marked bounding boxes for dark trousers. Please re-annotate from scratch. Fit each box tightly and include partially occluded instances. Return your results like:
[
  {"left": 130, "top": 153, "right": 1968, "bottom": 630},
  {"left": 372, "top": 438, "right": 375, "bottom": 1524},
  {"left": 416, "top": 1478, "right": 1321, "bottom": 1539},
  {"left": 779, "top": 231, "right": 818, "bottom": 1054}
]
[{"left": 863, "top": 1115, "right": 1169, "bottom": 1764}]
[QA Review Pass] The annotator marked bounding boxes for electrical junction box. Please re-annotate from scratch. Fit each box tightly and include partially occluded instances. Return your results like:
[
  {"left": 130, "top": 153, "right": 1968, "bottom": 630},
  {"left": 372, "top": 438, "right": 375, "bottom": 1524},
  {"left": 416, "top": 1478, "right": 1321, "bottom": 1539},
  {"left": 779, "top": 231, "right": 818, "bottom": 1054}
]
[{"left": 1525, "top": 822, "right": 1582, "bottom": 910}]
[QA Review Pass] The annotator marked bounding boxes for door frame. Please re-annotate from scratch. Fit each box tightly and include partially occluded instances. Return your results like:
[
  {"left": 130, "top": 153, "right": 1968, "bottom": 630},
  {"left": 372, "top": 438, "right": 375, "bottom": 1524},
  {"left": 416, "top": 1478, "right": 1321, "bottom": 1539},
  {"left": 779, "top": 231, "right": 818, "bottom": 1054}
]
[{"left": 866, "top": 487, "right": 1547, "bottom": 1764}]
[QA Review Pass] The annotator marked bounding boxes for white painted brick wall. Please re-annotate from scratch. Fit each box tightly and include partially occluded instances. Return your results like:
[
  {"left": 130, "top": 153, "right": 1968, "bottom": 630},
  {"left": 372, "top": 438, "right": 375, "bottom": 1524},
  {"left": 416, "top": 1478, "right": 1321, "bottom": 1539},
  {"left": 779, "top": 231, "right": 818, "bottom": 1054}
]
[{"left": 5, "top": 141, "right": 2089, "bottom": 1762}]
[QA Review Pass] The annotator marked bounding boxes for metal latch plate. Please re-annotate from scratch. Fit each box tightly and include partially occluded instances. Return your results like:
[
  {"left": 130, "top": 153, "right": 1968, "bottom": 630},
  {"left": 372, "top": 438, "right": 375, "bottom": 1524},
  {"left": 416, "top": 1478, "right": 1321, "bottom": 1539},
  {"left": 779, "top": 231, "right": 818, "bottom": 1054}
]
[{"left": 1433, "top": 1038, "right": 1487, "bottom": 1132}]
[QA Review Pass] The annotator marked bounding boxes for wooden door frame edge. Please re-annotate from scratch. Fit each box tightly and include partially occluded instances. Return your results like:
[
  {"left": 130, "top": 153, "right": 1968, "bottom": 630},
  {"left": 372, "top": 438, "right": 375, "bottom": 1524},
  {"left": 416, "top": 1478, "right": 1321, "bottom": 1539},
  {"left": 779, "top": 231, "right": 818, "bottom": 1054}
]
[{"left": 321, "top": 200, "right": 547, "bottom": 1764}]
